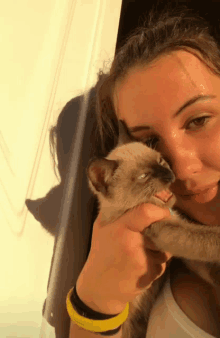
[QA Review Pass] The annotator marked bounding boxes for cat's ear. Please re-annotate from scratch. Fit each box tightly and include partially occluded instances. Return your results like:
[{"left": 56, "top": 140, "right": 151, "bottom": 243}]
[
  {"left": 87, "top": 157, "right": 119, "bottom": 196},
  {"left": 117, "top": 119, "right": 136, "bottom": 146}
]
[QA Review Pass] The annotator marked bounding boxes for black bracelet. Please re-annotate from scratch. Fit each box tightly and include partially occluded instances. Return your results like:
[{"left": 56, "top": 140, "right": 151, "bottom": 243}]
[{"left": 70, "top": 286, "right": 121, "bottom": 336}]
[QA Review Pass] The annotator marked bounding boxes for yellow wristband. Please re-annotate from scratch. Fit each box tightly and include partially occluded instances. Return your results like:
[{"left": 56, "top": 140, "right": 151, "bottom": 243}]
[{"left": 66, "top": 287, "right": 129, "bottom": 333}]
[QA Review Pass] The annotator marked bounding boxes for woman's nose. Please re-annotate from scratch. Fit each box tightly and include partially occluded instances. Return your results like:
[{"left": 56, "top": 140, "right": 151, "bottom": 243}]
[{"left": 162, "top": 144, "right": 203, "bottom": 182}]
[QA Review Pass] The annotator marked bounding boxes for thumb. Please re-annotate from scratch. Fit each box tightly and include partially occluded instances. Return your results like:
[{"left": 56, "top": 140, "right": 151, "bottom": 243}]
[{"left": 120, "top": 203, "right": 171, "bottom": 233}]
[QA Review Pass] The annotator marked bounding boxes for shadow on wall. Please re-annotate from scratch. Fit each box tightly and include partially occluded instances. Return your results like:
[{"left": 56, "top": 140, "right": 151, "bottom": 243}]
[{"left": 25, "top": 86, "right": 99, "bottom": 237}]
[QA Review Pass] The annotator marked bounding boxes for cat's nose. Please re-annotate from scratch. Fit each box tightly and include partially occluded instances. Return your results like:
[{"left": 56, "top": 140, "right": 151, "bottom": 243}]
[{"left": 151, "top": 164, "right": 175, "bottom": 183}]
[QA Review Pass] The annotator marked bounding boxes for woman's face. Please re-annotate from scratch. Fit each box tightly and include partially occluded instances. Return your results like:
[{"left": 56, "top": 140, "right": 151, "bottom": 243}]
[{"left": 113, "top": 51, "right": 220, "bottom": 224}]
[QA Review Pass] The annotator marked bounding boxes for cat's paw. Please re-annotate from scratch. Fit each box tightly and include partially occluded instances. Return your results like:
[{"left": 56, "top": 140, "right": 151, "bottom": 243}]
[{"left": 143, "top": 221, "right": 164, "bottom": 239}]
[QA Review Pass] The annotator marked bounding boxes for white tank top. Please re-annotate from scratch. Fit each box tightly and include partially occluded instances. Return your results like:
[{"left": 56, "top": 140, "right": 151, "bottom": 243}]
[{"left": 146, "top": 269, "right": 216, "bottom": 338}]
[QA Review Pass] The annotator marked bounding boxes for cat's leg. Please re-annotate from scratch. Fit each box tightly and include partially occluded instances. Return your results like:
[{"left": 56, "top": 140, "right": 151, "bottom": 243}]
[{"left": 143, "top": 213, "right": 220, "bottom": 262}]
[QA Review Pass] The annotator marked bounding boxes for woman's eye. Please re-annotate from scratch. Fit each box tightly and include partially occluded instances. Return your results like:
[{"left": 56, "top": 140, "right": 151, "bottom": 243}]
[
  {"left": 144, "top": 137, "right": 159, "bottom": 149},
  {"left": 139, "top": 116, "right": 210, "bottom": 148},
  {"left": 186, "top": 116, "right": 211, "bottom": 129}
]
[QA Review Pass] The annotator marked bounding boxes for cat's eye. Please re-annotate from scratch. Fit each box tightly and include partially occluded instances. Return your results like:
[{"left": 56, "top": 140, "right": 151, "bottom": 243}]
[{"left": 138, "top": 173, "right": 148, "bottom": 180}]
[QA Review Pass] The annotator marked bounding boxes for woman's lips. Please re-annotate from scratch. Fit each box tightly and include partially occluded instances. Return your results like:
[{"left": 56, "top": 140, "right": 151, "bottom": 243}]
[
  {"left": 179, "top": 182, "right": 219, "bottom": 197},
  {"left": 177, "top": 182, "right": 219, "bottom": 203}
]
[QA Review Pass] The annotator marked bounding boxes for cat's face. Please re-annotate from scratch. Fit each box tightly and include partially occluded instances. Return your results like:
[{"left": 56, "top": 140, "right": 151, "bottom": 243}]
[{"left": 87, "top": 120, "right": 176, "bottom": 210}]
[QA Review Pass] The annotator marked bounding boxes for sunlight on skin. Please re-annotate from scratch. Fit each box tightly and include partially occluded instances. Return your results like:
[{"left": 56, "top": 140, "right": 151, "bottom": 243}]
[{"left": 113, "top": 50, "right": 220, "bottom": 226}]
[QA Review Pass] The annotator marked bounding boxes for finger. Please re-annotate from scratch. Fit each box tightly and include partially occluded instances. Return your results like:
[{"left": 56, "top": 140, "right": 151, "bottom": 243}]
[
  {"left": 144, "top": 237, "right": 173, "bottom": 261},
  {"left": 154, "top": 262, "right": 167, "bottom": 280},
  {"left": 121, "top": 203, "right": 171, "bottom": 233},
  {"left": 136, "top": 261, "right": 167, "bottom": 289},
  {"left": 145, "top": 248, "right": 172, "bottom": 264}
]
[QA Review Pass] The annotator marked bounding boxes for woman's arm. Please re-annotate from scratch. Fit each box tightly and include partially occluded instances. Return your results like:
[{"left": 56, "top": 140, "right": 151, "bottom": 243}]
[
  {"left": 69, "top": 321, "right": 123, "bottom": 338},
  {"left": 68, "top": 204, "right": 171, "bottom": 338}
]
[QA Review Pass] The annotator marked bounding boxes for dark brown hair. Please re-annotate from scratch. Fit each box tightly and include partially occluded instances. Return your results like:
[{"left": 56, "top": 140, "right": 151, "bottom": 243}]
[{"left": 50, "top": 4, "right": 220, "bottom": 180}]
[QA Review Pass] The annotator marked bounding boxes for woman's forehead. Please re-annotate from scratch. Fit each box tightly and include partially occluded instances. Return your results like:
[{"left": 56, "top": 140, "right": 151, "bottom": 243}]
[{"left": 113, "top": 51, "right": 218, "bottom": 124}]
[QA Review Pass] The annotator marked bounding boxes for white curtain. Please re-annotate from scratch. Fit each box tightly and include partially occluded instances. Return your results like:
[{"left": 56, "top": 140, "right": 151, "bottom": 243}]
[{"left": 0, "top": 0, "right": 122, "bottom": 337}]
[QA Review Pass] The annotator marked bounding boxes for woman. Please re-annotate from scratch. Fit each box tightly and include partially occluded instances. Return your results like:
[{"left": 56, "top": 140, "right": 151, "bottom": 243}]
[{"left": 67, "top": 5, "right": 220, "bottom": 338}]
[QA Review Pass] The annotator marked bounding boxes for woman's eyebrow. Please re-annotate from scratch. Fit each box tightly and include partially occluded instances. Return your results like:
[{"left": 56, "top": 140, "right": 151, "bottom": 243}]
[
  {"left": 172, "top": 94, "right": 216, "bottom": 118},
  {"left": 129, "top": 94, "right": 216, "bottom": 133}
]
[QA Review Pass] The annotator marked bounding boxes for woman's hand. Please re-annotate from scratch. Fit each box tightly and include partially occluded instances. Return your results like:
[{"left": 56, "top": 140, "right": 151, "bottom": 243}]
[{"left": 76, "top": 203, "right": 172, "bottom": 314}]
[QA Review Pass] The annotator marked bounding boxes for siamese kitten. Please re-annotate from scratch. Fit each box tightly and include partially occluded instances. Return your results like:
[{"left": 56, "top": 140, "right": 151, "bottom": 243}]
[{"left": 86, "top": 120, "right": 220, "bottom": 338}]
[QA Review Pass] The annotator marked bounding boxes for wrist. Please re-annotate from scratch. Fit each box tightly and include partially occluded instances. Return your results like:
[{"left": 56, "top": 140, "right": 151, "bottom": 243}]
[{"left": 76, "top": 283, "right": 127, "bottom": 315}]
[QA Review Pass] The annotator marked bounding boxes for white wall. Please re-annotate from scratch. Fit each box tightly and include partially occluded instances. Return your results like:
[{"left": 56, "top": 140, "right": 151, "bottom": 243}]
[{"left": 0, "top": 0, "right": 122, "bottom": 337}]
